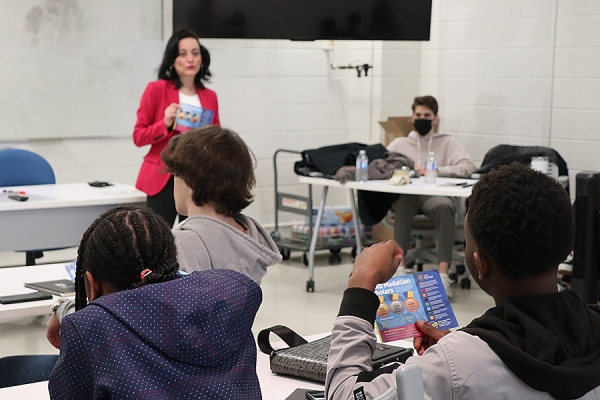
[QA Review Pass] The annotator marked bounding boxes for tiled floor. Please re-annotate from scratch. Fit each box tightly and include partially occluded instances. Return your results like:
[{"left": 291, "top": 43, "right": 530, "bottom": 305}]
[{"left": 0, "top": 248, "right": 495, "bottom": 359}]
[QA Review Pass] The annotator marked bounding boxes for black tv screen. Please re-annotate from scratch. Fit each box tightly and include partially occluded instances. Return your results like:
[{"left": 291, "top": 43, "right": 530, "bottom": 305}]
[{"left": 173, "top": 0, "right": 432, "bottom": 41}]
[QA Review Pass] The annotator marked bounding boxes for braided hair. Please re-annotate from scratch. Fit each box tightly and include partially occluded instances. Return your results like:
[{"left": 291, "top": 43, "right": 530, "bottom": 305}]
[{"left": 74, "top": 206, "right": 180, "bottom": 310}]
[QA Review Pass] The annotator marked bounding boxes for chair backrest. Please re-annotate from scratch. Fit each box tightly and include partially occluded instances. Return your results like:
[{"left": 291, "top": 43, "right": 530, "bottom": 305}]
[
  {"left": 0, "top": 148, "right": 56, "bottom": 187},
  {"left": 396, "top": 363, "right": 424, "bottom": 400},
  {"left": 474, "top": 144, "right": 568, "bottom": 177},
  {"left": 371, "top": 363, "right": 425, "bottom": 400}
]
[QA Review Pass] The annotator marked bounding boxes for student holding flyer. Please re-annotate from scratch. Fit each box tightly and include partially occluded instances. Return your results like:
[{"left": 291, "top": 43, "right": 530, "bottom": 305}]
[
  {"left": 374, "top": 269, "right": 457, "bottom": 342},
  {"left": 326, "top": 163, "right": 600, "bottom": 400},
  {"left": 133, "top": 28, "right": 220, "bottom": 226}
]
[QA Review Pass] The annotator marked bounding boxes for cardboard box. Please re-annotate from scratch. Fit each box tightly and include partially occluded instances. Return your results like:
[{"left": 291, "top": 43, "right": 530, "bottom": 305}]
[{"left": 379, "top": 116, "right": 439, "bottom": 146}]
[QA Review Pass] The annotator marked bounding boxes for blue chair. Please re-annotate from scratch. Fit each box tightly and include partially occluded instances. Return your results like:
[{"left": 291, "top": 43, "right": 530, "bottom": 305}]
[
  {"left": 0, "top": 148, "right": 57, "bottom": 265},
  {"left": 0, "top": 148, "right": 55, "bottom": 187}
]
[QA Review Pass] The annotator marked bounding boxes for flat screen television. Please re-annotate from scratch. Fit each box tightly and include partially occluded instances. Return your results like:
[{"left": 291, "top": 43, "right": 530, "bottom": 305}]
[{"left": 173, "top": 0, "right": 432, "bottom": 41}]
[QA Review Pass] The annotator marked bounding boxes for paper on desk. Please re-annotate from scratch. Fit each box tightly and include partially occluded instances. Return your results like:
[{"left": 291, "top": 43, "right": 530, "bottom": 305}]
[
  {"left": 374, "top": 270, "right": 458, "bottom": 342},
  {"left": 64, "top": 261, "right": 77, "bottom": 281}
]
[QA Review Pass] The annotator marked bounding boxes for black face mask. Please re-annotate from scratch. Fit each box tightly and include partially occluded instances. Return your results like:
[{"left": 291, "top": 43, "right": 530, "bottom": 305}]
[{"left": 413, "top": 119, "right": 433, "bottom": 136}]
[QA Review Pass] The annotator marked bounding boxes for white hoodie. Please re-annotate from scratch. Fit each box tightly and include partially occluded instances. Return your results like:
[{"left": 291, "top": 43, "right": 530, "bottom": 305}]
[{"left": 387, "top": 131, "right": 476, "bottom": 178}]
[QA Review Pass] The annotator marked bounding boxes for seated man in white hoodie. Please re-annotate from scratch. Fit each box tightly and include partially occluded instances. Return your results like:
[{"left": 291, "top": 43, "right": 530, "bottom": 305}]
[
  {"left": 326, "top": 163, "right": 600, "bottom": 400},
  {"left": 387, "top": 96, "right": 476, "bottom": 296}
]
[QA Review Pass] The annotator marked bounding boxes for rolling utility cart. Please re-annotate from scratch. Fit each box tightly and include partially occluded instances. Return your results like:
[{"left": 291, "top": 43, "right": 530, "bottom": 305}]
[{"left": 270, "top": 149, "right": 361, "bottom": 292}]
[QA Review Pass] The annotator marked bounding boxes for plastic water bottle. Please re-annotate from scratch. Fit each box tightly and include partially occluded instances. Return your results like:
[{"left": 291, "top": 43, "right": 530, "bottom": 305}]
[
  {"left": 425, "top": 151, "right": 437, "bottom": 184},
  {"left": 355, "top": 150, "right": 369, "bottom": 182}
]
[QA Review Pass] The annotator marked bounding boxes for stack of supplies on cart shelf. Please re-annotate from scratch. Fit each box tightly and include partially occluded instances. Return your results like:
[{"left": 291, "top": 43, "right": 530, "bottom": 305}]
[
  {"left": 290, "top": 206, "right": 362, "bottom": 246},
  {"left": 291, "top": 225, "right": 356, "bottom": 247},
  {"left": 306, "top": 206, "right": 359, "bottom": 227}
]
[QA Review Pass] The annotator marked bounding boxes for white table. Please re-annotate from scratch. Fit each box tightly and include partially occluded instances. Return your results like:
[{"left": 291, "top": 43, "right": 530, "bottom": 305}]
[
  {"left": 296, "top": 176, "right": 476, "bottom": 289},
  {"left": 0, "top": 183, "right": 146, "bottom": 252},
  {"left": 257, "top": 333, "right": 327, "bottom": 398},
  {"left": 0, "top": 381, "right": 48, "bottom": 397},
  {"left": 299, "top": 176, "right": 476, "bottom": 198},
  {"left": 0, "top": 334, "right": 414, "bottom": 399},
  {"left": 0, "top": 263, "right": 71, "bottom": 321}
]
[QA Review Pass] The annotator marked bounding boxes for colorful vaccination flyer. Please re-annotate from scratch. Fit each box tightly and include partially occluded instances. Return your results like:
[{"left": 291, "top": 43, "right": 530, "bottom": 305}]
[
  {"left": 374, "top": 270, "right": 458, "bottom": 342},
  {"left": 173, "top": 104, "right": 214, "bottom": 132}
]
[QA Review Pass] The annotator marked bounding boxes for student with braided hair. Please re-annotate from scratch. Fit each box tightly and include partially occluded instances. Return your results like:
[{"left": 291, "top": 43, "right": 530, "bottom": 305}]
[
  {"left": 69, "top": 206, "right": 180, "bottom": 311},
  {"left": 48, "top": 206, "right": 262, "bottom": 400}
]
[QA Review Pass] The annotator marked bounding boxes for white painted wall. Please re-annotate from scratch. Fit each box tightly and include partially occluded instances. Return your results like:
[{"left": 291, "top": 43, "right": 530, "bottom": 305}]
[
  {"left": 200, "top": 38, "right": 421, "bottom": 225},
  {"left": 420, "top": 0, "right": 557, "bottom": 165},
  {"left": 1, "top": 2, "right": 421, "bottom": 227},
  {"left": 421, "top": 0, "right": 600, "bottom": 194},
  {"left": 551, "top": 0, "right": 600, "bottom": 179},
  {"left": 3, "top": 0, "right": 600, "bottom": 233}
]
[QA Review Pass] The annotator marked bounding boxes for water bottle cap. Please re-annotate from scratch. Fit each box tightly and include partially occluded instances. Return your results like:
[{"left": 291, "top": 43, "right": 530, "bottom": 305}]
[{"left": 359, "top": 150, "right": 366, "bottom": 154}]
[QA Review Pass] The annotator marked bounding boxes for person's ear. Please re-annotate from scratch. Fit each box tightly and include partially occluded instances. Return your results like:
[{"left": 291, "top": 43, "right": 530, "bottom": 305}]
[
  {"left": 473, "top": 251, "right": 489, "bottom": 281},
  {"left": 433, "top": 114, "right": 440, "bottom": 126},
  {"left": 84, "top": 271, "right": 103, "bottom": 302}
]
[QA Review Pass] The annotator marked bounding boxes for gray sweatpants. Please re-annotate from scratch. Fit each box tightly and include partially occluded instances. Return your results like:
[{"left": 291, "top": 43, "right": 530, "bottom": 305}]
[{"left": 393, "top": 195, "right": 456, "bottom": 264}]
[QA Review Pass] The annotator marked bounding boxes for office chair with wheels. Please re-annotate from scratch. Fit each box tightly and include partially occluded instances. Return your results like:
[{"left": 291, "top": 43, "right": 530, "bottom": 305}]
[
  {"left": 472, "top": 144, "right": 569, "bottom": 190},
  {"left": 0, "top": 148, "right": 58, "bottom": 265}
]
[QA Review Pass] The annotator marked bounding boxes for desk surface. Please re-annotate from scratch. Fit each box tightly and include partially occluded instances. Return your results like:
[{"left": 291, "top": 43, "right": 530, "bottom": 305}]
[
  {"left": 0, "top": 182, "right": 145, "bottom": 212},
  {"left": 0, "top": 333, "right": 414, "bottom": 399},
  {"left": 298, "top": 176, "right": 476, "bottom": 198},
  {"left": 0, "top": 182, "right": 147, "bottom": 253},
  {"left": 0, "top": 263, "right": 71, "bottom": 321}
]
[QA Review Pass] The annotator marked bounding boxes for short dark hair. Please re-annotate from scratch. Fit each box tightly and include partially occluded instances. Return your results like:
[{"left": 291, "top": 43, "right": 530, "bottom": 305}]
[
  {"left": 161, "top": 126, "right": 256, "bottom": 216},
  {"left": 411, "top": 95, "right": 438, "bottom": 115},
  {"left": 157, "top": 28, "right": 212, "bottom": 89},
  {"left": 467, "top": 163, "right": 573, "bottom": 280},
  {"left": 75, "top": 206, "right": 180, "bottom": 310}
]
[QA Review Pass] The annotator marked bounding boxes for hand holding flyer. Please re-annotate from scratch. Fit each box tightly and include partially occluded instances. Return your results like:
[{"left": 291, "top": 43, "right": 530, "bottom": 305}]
[
  {"left": 374, "top": 270, "right": 458, "bottom": 342},
  {"left": 173, "top": 104, "right": 214, "bottom": 132}
]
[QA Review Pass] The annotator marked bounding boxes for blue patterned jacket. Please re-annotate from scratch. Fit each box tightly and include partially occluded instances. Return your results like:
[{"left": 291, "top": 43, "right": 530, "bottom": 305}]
[{"left": 49, "top": 270, "right": 263, "bottom": 399}]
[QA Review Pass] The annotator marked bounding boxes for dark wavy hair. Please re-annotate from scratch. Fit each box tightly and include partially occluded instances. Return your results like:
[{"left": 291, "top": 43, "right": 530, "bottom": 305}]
[
  {"left": 75, "top": 206, "right": 180, "bottom": 310},
  {"left": 467, "top": 162, "right": 573, "bottom": 280},
  {"left": 412, "top": 95, "right": 438, "bottom": 115},
  {"left": 161, "top": 126, "right": 256, "bottom": 216},
  {"left": 157, "top": 28, "right": 212, "bottom": 89}
]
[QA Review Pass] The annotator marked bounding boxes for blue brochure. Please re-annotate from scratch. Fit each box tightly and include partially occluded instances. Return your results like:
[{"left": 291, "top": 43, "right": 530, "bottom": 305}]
[
  {"left": 374, "top": 270, "right": 458, "bottom": 341},
  {"left": 173, "top": 104, "right": 214, "bottom": 132}
]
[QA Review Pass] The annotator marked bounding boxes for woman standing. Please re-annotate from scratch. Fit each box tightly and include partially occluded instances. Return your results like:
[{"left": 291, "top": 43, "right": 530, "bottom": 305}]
[{"left": 133, "top": 29, "right": 220, "bottom": 225}]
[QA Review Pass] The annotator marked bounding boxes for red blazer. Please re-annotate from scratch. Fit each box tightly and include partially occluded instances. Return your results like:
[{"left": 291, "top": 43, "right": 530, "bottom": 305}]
[{"left": 133, "top": 80, "right": 220, "bottom": 196}]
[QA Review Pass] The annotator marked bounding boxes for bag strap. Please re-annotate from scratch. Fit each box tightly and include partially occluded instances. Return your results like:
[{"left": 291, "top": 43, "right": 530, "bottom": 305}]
[{"left": 257, "top": 325, "right": 309, "bottom": 355}]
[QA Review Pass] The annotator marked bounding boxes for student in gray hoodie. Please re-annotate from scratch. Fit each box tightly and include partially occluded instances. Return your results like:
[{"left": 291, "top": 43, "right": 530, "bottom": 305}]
[{"left": 161, "top": 125, "right": 282, "bottom": 284}]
